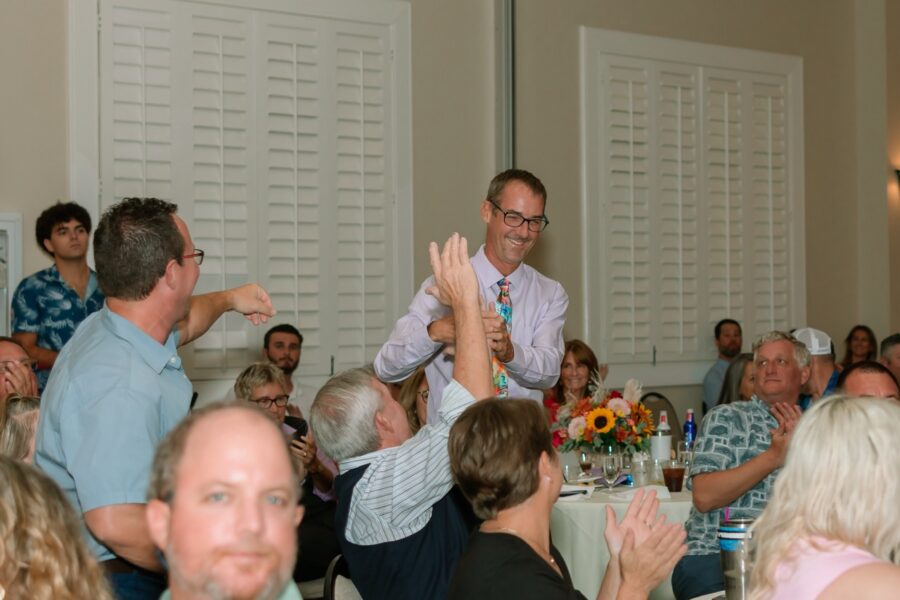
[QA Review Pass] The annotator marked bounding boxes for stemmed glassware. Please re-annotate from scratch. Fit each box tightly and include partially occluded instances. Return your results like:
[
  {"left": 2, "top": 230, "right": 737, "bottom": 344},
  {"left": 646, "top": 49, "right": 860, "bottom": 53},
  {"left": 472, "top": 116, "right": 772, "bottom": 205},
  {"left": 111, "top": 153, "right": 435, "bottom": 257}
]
[
  {"left": 598, "top": 445, "right": 622, "bottom": 491},
  {"left": 578, "top": 450, "right": 594, "bottom": 478}
]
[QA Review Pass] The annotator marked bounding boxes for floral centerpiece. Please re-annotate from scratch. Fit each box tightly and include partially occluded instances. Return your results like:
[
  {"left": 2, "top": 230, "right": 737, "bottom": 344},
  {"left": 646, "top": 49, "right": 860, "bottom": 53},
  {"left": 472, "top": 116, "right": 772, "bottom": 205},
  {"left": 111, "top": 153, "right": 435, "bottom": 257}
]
[{"left": 551, "top": 378, "right": 655, "bottom": 454}]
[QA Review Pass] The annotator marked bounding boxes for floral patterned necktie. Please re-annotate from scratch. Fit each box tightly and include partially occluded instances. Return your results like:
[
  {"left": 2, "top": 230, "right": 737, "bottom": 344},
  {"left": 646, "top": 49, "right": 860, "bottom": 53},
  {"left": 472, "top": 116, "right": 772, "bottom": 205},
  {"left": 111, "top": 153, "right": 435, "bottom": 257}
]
[{"left": 492, "top": 277, "right": 512, "bottom": 398}]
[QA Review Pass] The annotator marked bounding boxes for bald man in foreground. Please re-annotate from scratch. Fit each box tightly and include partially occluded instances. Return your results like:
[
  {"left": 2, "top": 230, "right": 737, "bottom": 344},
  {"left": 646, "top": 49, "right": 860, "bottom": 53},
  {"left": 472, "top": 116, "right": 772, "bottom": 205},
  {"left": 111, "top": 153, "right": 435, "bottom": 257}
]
[{"left": 146, "top": 403, "right": 305, "bottom": 600}]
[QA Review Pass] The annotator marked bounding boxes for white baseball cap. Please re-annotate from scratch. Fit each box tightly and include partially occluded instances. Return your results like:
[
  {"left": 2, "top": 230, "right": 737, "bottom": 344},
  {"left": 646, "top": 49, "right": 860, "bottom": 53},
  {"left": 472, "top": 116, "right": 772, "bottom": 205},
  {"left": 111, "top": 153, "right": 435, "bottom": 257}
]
[{"left": 793, "top": 327, "right": 833, "bottom": 356}]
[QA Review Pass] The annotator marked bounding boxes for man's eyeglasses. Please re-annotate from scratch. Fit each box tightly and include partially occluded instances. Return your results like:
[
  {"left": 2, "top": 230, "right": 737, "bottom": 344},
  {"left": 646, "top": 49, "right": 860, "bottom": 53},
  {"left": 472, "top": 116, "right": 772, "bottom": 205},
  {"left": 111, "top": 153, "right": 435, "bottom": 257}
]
[
  {"left": 183, "top": 249, "right": 205, "bottom": 265},
  {"left": 488, "top": 199, "right": 549, "bottom": 232},
  {"left": 250, "top": 394, "right": 289, "bottom": 409}
]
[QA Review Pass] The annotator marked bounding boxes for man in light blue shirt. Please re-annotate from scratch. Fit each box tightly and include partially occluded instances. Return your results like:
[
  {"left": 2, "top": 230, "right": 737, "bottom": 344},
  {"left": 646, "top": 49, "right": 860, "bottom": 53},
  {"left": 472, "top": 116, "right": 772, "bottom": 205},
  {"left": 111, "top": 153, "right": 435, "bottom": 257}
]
[
  {"left": 35, "top": 198, "right": 275, "bottom": 600},
  {"left": 702, "top": 318, "right": 743, "bottom": 412}
]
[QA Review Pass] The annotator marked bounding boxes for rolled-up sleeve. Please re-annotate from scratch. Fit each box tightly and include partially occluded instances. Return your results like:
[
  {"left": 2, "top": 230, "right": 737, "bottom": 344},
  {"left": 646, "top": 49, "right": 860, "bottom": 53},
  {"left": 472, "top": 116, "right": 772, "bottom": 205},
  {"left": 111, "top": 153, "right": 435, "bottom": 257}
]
[
  {"left": 373, "top": 277, "right": 449, "bottom": 383},
  {"left": 505, "top": 280, "right": 568, "bottom": 390}
]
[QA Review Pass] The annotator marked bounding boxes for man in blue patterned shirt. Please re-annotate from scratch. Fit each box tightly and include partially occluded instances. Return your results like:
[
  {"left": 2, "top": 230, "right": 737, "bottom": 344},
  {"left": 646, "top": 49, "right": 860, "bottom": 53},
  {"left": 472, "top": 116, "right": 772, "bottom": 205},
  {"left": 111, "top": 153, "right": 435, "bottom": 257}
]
[
  {"left": 672, "top": 331, "right": 808, "bottom": 600},
  {"left": 11, "top": 202, "right": 105, "bottom": 391}
]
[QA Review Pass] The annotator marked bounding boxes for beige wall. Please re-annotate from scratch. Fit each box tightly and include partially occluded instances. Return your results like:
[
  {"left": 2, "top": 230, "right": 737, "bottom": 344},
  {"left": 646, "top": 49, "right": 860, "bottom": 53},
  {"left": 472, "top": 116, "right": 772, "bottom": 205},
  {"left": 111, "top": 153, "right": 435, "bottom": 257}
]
[
  {"left": 2, "top": 1, "right": 897, "bottom": 413},
  {"left": 887, "top": 0, "right": 900, "bottom": 333},
  {"left": 410, "top": 0, "right": 499, "bottom": 285},
  {"left": 0, "top": 0, "right": 69, "bottom": 277}
]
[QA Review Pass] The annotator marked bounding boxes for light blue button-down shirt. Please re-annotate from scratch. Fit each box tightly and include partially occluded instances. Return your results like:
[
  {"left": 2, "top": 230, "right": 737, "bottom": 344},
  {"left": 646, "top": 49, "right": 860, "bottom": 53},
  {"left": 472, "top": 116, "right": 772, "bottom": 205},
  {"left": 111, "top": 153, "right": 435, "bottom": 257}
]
[{"left": 35, "top": 305, "right": 192, "bottom": 561}]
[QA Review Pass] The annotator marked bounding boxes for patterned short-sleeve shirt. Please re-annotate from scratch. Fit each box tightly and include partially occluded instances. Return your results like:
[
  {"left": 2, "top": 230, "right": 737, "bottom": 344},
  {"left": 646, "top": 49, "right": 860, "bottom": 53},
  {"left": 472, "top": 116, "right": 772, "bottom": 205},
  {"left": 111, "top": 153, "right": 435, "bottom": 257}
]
[
  {"left": 11, "top": 265, "right": 105, "bottom": 390},
  {"left": 684, "top": 396, "right": 780, "bottom": 555}
]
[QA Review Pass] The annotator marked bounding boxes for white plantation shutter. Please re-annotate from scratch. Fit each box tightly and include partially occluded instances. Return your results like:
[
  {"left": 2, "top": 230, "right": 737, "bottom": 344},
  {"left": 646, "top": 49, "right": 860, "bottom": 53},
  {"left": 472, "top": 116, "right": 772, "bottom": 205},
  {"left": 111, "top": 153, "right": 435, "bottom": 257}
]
[
  {"left": 602, "top": 59, "right": 652, "bottom": 361},
  {"left": 185, "top": 6, "right": 254, "bottom": 369},
  {"left": 581, "top": 29, "right": 804, "bottom": 386},
  {"left": 97, "top": 0, "right": 411, "bottom": 382},
  {"left": 101, "top": 2, "right": 175, "bottom": 203},
  {"left": 656, "top": 66, "right": 700, "bottom": 359},
  {"left": 749, "top": 77, "right": 791, "bottom": 340}
]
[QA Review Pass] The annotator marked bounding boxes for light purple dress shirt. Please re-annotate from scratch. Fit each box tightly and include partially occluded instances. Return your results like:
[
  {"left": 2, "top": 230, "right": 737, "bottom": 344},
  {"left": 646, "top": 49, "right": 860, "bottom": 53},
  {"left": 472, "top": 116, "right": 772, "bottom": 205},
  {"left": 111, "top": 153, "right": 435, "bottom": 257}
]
[{"left": 374, "top": 245, "right": 568, "bottom": 421}]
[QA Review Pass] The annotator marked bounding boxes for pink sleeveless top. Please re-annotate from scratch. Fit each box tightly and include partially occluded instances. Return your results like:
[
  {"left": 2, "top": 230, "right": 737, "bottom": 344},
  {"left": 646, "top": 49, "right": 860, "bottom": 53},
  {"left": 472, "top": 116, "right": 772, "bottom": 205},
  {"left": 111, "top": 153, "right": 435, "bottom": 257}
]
[{"left": 769, "top": 537, "right": 884, "bottom": 599}]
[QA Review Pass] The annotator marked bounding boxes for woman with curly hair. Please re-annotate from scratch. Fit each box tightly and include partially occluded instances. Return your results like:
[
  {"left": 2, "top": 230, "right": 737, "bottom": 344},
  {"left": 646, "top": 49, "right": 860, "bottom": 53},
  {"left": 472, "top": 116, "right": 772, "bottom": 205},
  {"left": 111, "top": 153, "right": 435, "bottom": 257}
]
[
  {"left": 748, "top": 395, "right": 900, "bottom": 599},
  {"left": 0, "top": 455, "right": 113, "bottom": 600}
]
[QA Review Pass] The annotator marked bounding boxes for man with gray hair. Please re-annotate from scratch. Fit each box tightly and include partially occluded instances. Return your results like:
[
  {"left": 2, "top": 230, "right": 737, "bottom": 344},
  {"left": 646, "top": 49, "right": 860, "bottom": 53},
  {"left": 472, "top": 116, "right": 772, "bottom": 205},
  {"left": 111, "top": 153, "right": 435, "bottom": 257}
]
[
  {"left": 672, "top": 331, "right": 808, "bottom": 599},
  {"left": 880, "top": 333, "right": 900, "bottom": 384},
  {"left": 311, "top": 233, "right": 492, "bottom": 600}
]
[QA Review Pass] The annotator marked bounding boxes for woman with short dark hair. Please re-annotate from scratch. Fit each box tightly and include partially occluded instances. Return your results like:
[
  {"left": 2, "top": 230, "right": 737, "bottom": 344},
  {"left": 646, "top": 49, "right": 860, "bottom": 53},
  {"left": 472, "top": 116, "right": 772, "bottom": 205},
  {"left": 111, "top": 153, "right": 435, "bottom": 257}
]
[{"left": 447, "top": 398, "right": 686, "bottom": 599}]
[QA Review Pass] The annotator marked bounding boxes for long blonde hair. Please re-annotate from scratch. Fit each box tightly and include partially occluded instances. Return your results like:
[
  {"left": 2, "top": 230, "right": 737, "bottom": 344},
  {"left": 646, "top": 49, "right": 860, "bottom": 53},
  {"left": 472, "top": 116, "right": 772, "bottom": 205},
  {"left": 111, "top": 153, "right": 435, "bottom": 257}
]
[
  {"left": 0, "top": 456, "right": 114, "bottom": 600},
  {"left": 749, "top": 396, "right": 900, "bottom": 599}
]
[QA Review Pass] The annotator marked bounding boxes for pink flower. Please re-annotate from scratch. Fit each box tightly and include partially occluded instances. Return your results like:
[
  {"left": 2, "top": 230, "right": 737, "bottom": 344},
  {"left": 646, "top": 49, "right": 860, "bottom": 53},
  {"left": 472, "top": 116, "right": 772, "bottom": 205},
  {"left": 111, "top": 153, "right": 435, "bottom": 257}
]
[
  {"left": 567, "top": 416, "right": 587, "bottom": 440},
  {"left": 607, "top": 396, "right": 630, "bottom": 416}
]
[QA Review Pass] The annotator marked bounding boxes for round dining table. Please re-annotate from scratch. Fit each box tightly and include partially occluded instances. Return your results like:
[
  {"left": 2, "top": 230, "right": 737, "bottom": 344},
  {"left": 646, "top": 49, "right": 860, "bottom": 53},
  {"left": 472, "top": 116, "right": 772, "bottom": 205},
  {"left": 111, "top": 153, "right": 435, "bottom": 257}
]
[{"left": 551, "top": 485, "right": 694, "bottom": 600}]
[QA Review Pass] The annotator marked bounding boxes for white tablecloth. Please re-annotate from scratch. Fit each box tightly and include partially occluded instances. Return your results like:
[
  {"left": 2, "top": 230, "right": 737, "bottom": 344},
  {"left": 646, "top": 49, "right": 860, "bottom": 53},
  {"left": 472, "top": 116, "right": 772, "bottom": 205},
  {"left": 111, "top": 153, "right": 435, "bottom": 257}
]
[{"left": 551, "top": 487, "right": 693, "bottom": 600}]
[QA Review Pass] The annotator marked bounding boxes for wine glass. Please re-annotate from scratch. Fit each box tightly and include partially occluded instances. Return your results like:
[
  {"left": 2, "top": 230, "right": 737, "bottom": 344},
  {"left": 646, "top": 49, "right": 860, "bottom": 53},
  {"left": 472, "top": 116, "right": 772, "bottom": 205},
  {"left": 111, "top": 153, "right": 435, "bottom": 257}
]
[
  {"left": 599, "top": 446, "right": 622, "bottom": 491},
  {"left": 578, "top": 450, "right": 593, "bottom": 478}
]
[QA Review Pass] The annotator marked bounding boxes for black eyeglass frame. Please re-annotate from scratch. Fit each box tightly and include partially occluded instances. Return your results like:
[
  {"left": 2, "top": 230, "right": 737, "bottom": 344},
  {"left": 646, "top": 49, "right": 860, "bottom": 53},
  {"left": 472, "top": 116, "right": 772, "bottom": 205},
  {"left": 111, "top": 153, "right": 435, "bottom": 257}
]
[
  {"left": 488, "top": 199, "right": 549, "bottom": 232},
  {"left": 249, "top": 394, "right": 290, "bottom": 409}
]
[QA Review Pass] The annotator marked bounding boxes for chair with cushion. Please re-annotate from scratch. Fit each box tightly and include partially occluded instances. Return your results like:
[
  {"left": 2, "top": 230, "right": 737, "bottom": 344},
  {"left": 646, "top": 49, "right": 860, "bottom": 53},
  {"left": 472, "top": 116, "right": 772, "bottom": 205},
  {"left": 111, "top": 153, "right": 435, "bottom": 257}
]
[
  {"left": 640, "top": 391, "right": 683, "bottom": 446},
  {"left": 323, "top": 554, "right": 362, "bottom": 600}
]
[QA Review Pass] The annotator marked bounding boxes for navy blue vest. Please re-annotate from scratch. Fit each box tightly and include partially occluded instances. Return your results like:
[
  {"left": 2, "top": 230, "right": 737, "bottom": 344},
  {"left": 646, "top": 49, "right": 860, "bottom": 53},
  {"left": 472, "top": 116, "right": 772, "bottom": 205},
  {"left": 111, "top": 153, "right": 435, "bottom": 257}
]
[{"left": 333, "top": 464, "right": 468, "bottom": 600}]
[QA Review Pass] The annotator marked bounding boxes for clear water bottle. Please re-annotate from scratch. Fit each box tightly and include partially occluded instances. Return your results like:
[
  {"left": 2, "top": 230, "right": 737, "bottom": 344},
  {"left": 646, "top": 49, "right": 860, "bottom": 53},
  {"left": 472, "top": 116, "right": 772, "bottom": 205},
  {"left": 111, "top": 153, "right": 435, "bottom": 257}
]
[{"left": 683, "top": 408, "right": 697, "bottom": 448}]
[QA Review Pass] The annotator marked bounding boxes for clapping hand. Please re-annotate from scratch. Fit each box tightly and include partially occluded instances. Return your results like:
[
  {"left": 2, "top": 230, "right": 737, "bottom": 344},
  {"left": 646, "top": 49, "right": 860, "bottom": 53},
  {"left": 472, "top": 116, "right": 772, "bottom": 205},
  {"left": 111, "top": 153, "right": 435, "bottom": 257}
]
[
  {"left": 768, "top": 402, "right": 802, "bottom": 467},
  {"left": 425, "top": 234, "right": 478, "bottom": 308},
  {"left": 603, "top": 488, "right": 661, "bottom": 556}
]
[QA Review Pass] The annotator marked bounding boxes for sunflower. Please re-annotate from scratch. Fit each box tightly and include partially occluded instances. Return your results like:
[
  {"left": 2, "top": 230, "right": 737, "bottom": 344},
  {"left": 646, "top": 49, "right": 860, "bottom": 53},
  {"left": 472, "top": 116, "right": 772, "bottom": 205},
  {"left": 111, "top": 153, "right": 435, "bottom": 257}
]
[{"left": 585, "top": 407, "right": 615, "bottom": 434}]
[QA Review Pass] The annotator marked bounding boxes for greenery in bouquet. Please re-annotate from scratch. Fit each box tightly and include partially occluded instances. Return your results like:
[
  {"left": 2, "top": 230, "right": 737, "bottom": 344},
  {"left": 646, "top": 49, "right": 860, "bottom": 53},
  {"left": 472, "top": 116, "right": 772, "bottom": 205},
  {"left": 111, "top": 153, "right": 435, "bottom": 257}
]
[{"left": 551, "top": 378, "right": 655, "bottom": 454}]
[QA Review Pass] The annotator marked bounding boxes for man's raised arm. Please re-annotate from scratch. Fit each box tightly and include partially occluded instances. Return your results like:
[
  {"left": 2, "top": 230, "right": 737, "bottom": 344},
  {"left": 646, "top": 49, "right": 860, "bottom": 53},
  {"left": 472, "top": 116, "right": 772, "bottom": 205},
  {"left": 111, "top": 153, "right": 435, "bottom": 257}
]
[
  {"left": 426, "top": 234, "right": 492, "bottom": 400},
  {"left": 177, "top": 283, "right": 276, "bottom": 347}
]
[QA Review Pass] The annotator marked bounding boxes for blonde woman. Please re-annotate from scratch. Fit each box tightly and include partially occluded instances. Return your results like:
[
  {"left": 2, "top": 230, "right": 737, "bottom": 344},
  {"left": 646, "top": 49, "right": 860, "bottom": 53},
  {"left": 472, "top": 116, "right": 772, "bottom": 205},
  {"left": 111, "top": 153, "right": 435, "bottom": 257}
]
[
  {"left": 0, "top": 393, "right": 41, "bottom": 462},
  {"left": 0, "top": 455, "right": 114, "bottom": 600},
  {"left": 749, "top": 395, "right": 900, "bottom": 599}
]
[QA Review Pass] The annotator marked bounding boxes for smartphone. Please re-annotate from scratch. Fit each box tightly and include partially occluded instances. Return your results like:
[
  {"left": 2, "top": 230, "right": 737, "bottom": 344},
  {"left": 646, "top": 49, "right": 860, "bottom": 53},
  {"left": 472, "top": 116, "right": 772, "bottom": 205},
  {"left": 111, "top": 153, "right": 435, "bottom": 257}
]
[{"left": 283, "top": 416, "right": 309, "bottom": 441}]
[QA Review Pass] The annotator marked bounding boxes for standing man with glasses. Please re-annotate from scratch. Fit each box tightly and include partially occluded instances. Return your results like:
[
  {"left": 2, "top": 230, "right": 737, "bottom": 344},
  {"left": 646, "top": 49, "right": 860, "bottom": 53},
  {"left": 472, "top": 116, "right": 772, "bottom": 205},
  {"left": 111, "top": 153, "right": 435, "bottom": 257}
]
[
  {"left": 375, "top": 169, "right": 568, "bottom": 419},
  {"left": 35, "top": 198, "right": 275, "bottom": 600},
  {"left": 11, "top": 201, "right": 106, "bottom": 392}
]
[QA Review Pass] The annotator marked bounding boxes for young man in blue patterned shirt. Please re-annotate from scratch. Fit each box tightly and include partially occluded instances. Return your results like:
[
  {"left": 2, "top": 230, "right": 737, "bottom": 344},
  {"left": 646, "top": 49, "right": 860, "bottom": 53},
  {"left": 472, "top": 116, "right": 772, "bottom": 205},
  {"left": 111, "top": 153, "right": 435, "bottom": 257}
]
[
  {"left": 672, "top": 331, "right": 808, "bottom": 600},
  {"left": 11, "top": 201, "right": 105, "bottom": 391}
]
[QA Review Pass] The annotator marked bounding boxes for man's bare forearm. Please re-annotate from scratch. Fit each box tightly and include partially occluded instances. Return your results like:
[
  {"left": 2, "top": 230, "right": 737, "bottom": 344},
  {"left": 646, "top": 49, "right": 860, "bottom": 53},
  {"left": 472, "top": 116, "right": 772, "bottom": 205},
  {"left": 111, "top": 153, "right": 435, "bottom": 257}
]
[
  {"left": 692, "top": 448, "right": 779, "bottom": 512},
  {"left": 11, "top": 332, "right": 59, "bottom": 368},
  {"left": 85, "top": 504, "right": 163, "bottom": 571}
]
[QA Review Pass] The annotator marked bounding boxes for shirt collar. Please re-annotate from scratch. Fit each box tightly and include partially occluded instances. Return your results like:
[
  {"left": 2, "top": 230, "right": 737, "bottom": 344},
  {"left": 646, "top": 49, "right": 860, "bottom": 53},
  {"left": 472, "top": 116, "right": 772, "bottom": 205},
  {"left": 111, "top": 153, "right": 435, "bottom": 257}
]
[
  {"left": 339, "top": 446, "right": 389, "bottom": 474},
  {"left": 473, "top": 244, "right": 526, "bottom": 289},
  {"left": 44, "top": 264, "right": 101, "bottom": 296},
  {"left": 101, "top": 306, "right": 181, "bottom": 374}
]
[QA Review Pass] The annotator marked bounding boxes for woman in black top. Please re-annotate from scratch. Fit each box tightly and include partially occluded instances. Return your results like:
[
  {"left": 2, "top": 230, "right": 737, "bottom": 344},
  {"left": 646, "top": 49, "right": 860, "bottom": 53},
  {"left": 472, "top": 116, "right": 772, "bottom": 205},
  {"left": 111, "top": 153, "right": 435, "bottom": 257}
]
[{"left": 447, "top": 399, "right": 686, "bottom": 600}]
